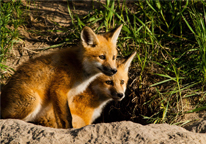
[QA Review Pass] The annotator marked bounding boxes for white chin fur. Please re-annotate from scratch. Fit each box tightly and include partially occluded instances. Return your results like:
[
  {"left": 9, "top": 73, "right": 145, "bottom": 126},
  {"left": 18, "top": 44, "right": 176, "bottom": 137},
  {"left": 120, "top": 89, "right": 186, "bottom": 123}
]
[{"left": 83, "top": 58, "right": 102, "bottom": 74}]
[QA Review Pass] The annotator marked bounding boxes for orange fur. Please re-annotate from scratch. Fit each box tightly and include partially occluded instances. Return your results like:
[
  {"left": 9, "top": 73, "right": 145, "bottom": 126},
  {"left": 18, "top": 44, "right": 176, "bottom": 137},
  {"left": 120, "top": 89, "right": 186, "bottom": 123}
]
[
  {"left": 70, "top": 52, "right": 136, "bottom": 128},
  {"left": 34, "top": 52, "right": 136, "bottom": 128},
  {"left": 1, "top": 25, "right": 123, "bottom": 128}
]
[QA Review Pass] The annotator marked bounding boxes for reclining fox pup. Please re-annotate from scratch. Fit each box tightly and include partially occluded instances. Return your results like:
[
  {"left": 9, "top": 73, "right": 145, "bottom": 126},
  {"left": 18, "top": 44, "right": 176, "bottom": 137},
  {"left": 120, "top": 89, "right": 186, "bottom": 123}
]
[{"left": 1, "top": 25, "right": 136, "bottom": 128}]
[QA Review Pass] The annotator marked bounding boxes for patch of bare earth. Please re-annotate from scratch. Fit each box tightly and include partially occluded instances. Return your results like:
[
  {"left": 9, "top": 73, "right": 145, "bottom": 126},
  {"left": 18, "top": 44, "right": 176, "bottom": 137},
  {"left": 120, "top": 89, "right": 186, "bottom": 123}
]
[{"left": 1, "top": 119, "right": 206, "bottom": 144}]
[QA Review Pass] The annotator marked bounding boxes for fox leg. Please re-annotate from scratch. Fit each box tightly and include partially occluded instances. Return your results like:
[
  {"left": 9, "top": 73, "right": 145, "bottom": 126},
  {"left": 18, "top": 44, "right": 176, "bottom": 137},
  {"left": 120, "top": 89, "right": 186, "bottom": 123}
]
[
  {"left": 51, "top": 89, "right": 73, "bottom": 128},
  {"left": 34, "top": 107, "right": 57, "bottom": 128},
  {"left": 1, "top": 90, "right": 41, "bottom": 122}
]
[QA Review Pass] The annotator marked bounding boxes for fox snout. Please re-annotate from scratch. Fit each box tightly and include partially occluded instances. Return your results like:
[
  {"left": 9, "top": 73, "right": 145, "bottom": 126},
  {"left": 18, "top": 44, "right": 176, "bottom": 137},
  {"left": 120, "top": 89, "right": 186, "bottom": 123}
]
[
  {"left": 117, "top": 93, "right": 124, "bottom": 99},
  {"left": 116, "top": 92, "right": 124, "bottom": 101},
  {"left": 101, "top": 66, "right": 117, "bottom": 76},
  {"left": 111, "top": 91, "right": 125, "bottom": 101}
]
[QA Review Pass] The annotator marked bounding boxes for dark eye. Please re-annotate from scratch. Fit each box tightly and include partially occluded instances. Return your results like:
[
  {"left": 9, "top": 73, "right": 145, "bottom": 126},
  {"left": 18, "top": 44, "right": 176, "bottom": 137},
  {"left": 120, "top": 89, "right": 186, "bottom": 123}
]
[
  {"left": 113, "top": 55, "right": 115, "bottom": 60},
  {"left": 120, "top": 80, "right": 124, "bottom": 85},
  {"left": 105, "top": 80, "right": 113, "bottom": 85},
  {"left": 99, "top": 55, "right": 106, "bottom": 60}
]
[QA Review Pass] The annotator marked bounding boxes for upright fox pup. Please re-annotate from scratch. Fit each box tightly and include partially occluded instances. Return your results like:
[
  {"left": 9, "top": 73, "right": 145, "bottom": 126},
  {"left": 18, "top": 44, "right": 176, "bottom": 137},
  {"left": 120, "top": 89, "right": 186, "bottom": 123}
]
[
  {"left": 33, "top": 52, "right": 136, "bottom": 128},
  {"left": 70, "top": 52, "right": 136, "bottom": 128},
  {"left": 1, "top": 25, "right": 123, "bottom": 128}
]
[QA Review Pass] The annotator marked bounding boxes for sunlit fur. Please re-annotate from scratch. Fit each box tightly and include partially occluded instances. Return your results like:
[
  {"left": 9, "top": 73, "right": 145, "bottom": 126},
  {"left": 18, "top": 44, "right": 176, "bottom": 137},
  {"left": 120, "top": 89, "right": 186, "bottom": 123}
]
[
  {"left": 32, "top": 52, "right": 135, "bottom": 128},
  {"left": 69, "top": 52, "right": 136, "bottom": 128},
  {"left": 1, "top": 25, "right": 123, "bottom": 129}
]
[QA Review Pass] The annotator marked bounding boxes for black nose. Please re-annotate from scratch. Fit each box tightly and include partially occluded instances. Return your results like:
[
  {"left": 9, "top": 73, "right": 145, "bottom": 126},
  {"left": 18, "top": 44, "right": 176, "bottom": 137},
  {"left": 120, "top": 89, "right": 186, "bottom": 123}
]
[
  {"left": 117, "top": 93, "right": 124, "bottom": 98},
  {"left": 111, "top": 69, "right": 117, "bottom": 74}
]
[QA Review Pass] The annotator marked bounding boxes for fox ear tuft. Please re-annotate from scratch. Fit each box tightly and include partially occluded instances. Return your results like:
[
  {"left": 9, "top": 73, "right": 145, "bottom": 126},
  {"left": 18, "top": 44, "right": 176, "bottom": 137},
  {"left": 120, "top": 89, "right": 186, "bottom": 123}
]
[
  {"left": 122, "top": 51, "right": 136, "bottom": 72},
  {"left": 81, "top": 26, "right": 99, "bottom": 47}
]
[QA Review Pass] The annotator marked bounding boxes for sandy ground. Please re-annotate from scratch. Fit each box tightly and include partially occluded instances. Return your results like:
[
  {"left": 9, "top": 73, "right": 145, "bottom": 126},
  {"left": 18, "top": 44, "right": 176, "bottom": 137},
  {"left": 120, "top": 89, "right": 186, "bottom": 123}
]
[
  {"left": 1, "top": 1, "right": 206, "bottom": 143},
  {"left": 0, "top": 119, "right": 206, "bottom": 144}
]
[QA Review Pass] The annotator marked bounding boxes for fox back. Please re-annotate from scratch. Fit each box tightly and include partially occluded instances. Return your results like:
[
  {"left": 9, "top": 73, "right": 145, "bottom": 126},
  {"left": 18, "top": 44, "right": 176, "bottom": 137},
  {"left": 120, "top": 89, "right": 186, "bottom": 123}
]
[{"left": 1, "top": 25, "right": 123, "bottom": 128}]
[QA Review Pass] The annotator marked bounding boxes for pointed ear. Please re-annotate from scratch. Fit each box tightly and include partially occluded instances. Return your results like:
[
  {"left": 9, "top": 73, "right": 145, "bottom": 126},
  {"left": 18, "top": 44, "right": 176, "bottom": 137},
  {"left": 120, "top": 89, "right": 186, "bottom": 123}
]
[
  {"left": 104, "top": 24, "right": 123, "bottom": 45},
  {"left": 81, "top": 26, "right": 99, "bottom": 47},
  {"left": 122, "top": 51, "right": 136, "bottom": 72},
  {"left": 111, "top": 24, "right": 123, "bottom": 45}
]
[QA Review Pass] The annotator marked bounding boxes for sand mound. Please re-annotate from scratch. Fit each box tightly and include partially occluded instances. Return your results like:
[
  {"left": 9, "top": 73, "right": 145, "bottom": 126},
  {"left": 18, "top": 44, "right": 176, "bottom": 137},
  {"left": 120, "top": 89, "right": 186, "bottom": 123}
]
[{"left": 1, "top": 119, "right": 206, "bottom": 144}]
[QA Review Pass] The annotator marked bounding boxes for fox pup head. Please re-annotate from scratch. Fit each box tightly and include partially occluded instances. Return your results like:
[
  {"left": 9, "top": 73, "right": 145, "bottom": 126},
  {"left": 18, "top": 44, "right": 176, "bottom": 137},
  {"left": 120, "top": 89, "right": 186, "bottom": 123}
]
[
  {"left": 80, "top": 25, "right": 123, "bottom": 76},
  {"left": 92, "top": 51, "right": 136, "bottom": 101}
]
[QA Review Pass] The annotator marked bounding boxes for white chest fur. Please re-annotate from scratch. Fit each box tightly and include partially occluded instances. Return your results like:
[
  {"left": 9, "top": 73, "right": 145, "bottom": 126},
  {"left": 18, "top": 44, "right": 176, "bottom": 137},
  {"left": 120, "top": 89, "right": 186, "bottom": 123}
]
[
  {"left": 67, "top": 73, "right": 101, "bottom": 101},
  {"left": 91, "top": 99, "right": 112, "bottom": 123}
]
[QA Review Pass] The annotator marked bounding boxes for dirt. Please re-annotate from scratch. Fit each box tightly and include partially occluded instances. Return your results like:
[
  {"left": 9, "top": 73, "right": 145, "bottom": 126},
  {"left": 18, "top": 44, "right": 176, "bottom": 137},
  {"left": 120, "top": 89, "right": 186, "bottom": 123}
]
[
  {"left": 3, "top": 1, "right": 100, "bottom": 68},
  {"left": 1, "top": 1, "right": 206, "bottom": 143},
  {"left": 1, "top": 119, "right": 206, "bottom": 144}
]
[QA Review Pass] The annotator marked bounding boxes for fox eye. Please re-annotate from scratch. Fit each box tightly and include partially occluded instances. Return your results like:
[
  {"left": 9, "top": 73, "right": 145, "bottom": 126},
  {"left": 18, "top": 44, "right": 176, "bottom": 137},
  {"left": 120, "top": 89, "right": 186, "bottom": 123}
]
[
  {"left": 105, "top": 80, "right": 113, "bottom": 85},
  {"left": 113, "top": 55, "right": 115, "bottom": 60},
  {"left": 120, "top": 80, "right": 124, "bottom": 85},
  {"left": 99, "top": 55, "right": 106, "bottom": 60}
]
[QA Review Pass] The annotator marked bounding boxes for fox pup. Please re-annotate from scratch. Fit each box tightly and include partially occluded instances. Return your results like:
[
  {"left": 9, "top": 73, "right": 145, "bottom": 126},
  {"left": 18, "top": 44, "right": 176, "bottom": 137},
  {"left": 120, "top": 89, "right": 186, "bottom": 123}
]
[
  {"left": 69, "top": 52, "right": 136, "bottom": 128},
  {"left": 1, "top": 25, "right": 123, "bottom": 128},
  {"left": 34, "top": 52, "right": 136, "bottom": 128}
]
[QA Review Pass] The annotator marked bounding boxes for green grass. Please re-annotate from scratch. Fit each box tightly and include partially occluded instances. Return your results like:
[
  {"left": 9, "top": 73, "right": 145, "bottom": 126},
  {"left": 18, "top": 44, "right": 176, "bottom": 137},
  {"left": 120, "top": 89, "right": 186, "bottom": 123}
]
[
  {"left": 1, "top": 0, "right": 206, "bottom": 126},
  {"left": 65, "top": 0, "right": 206, "bottom": 125},
  {"left": 0, "top": 1, "right": 23, "bottom": 77}
]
